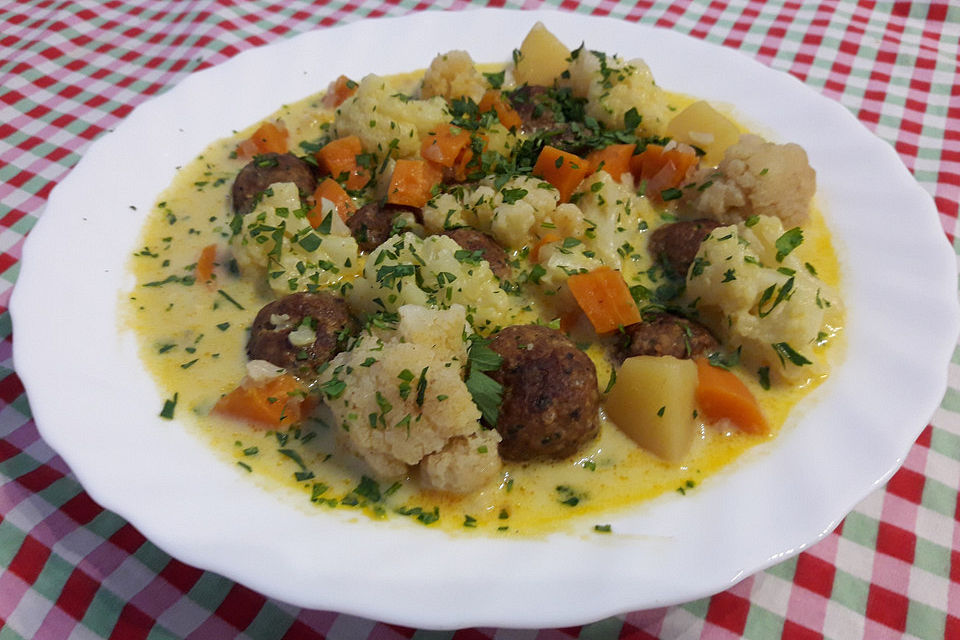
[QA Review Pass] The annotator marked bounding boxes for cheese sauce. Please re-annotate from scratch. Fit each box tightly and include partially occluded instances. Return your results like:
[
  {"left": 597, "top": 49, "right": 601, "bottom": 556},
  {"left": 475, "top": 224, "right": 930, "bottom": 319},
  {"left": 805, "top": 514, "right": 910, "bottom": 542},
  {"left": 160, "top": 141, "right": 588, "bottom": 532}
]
[{"left": 126, "top": 67, "right": 842, "bottom": 536}]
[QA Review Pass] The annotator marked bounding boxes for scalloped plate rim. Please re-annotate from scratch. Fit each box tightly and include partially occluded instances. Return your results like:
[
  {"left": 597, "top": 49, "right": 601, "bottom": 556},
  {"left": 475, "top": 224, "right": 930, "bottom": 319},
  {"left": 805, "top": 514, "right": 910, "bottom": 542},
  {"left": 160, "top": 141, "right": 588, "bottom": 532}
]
[{"left": 10, "top": 8, "right": 958, "bottom": 630}]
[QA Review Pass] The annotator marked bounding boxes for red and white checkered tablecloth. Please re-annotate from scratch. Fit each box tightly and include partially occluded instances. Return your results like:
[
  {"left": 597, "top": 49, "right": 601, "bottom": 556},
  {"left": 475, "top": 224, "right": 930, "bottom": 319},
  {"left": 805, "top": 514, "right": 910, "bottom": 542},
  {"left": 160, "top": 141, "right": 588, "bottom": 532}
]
[{"left": 2, "top": 1, "right": 958, "bottom": 638}]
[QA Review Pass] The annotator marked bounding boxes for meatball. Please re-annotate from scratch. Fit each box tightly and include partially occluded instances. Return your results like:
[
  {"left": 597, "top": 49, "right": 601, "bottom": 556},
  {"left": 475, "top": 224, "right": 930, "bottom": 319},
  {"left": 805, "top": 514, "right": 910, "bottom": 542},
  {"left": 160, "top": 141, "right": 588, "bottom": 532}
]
[
  {"left": 231, "top": 152, "right": 317, "bottom": 215},
  {"left": 247, "top": 291, "right": 357, "bottom": 373},
  {"left": 487, "top": 325, "right": 600, "bottom": 461},
  {"left": 618, "top": 313, "right": 718, "bottom": 361},
  {"left": 506, "top": 85, "right": 558, "bottom": 132},
  {"left": 346, "top": 202, "right": 416, "bottom": 252},
  {"left": 647, "top": 219, "right": 722, "bottom": 277},
  {"left": 441, "top": 228, "right": 511, "bottom": 280},
  {"left": 504, "top": 86, "right": 590, "bottom": 155}
]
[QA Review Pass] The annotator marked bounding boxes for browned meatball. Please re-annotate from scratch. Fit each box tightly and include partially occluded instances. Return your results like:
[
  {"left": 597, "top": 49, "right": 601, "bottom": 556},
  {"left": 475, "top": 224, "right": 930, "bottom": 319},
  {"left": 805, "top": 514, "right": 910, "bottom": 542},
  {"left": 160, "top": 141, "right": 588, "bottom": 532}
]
[
  {"left": 618, "top": 313, "right": 718, "bottom": 361},
  {"left": 441, "top": 228, "right": 511, "bottom": 280},
  {"left": 247, "top": 291, "right": 357, "bottom": 373},
  {"left": 504, "top": 86, "right": 589, "bottom": 155},
  {"left": 647, "top": 219, "right": 722, "bottom": 277},
  {"left": 346, "top": 202, "right": 417, "bottom": 252},
  {"left": 487, "top": 325, "right": 600, "bottom": 462},
  {"left": 231, "top": 153, "right": 317, "bottom": 215},
  {"left": 506, "top": 85, "right": 557, "bottom": 132}
]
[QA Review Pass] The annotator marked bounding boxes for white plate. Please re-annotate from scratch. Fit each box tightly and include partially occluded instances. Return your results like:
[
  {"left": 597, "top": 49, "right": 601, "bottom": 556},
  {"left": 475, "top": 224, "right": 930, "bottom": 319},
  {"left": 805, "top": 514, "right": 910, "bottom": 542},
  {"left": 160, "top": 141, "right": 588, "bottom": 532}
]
[{"left": 11, "top": 8, "right": 958, "bottom": 630}]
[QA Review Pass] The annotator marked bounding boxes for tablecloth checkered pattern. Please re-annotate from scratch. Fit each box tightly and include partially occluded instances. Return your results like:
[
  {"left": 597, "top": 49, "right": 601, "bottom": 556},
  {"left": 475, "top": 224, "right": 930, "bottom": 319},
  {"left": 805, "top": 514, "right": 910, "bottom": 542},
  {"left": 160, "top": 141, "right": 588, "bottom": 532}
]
[{"left": 2, "top": 1, "right": 958, "bottom": 638}]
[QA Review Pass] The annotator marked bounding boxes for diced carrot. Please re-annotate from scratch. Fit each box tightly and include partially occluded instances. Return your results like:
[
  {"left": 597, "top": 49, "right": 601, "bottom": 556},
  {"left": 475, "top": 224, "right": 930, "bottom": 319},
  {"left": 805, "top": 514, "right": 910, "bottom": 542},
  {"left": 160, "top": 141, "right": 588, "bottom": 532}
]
[
  {"left": 451, "top": 147, "right": 475, "bottom": 182},
  {"left": 453, "top": 133, "right": 489, "bottom": 182},
  {"left": 315, "top": 135, "right": 369, "bottom": 190},
  {"left": 530, "top": 231, "right": 562, "bottom": 262},
  {"left": 323, "top": 74, "right": 358, "bottom": 108},
  {"left": 566, "top": 266, "right": 643, "bottom": 335},
  {"left": 477, "top": 91, "right": 498, "bottom": 113},
  {"left": 195, "top": 243, "right": 217, "bottom": 286},
  {"left": 235, "top": 138, "right": 259, "bottom": 160},
  {"left": 213, "top": 373, "right": 308, "bottom": 429},
  {"left": 309, "top": 178, "right": 356, "bottom": 224},
  {"left": 586, "top": 143, "right": 636, "bottom": 182},
  {"left": 236, "top": 121, "right": 288, "bottom": 160},
  {"left": 478, "top": 90, "right": 523, "bottom": 130},
  {"left": 532, "top": 145, "right": 590, "bottom": 203},
  {"left": 694, "top": 358, "right": 769, "bottom": 435},
  {"left": 386, "top": 159, "right": 443, "bottom": 208},
  {"left": 421, "top": 124, "right": 473, "bottom": 169},
  {"left": 629, "top": 143, "right": 699, "bottom": 197}
]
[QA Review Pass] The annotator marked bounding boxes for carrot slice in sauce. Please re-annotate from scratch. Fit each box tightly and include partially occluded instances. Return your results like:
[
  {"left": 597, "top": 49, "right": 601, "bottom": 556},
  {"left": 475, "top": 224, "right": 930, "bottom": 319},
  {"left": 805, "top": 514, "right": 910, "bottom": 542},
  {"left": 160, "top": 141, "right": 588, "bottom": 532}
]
[
  {"left": 386, "top": 159, "right": 443, "bottom": 208},
  {"left": 532, "top": 145, "right": 590, "bottom": 202},
  {"left": 213, "top": 374, "right": 308, "bottom": 429},
  {"left": 315, "top": 135, "right": 369, "bottom": 190},
  {"left": 567, "top": 266, "right": 642, "bottom": 334},
  {"left": 478, "top": 90, "right": 523, "bottom": 130},
  {"left": 587, "top": 143, "right": 636, "bottom": 182},
  {"left": 694, "top": 358, "right": 769, "bottom": 435},
  {"left": 195, "top": 243, "right": 217, "bottom": 286},
  {"left": 236, "top": 121, "right": 288, "bottom": 160},
  {"left": 310, "top": 178, "right": 356, "bottom": 223}
]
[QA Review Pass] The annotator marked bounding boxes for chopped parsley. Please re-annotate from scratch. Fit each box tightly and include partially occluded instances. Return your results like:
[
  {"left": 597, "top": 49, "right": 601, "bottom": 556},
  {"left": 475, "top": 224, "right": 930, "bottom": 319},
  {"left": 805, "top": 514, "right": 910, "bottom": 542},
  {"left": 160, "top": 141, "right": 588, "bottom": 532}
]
[
  {"left": 159, "top": 393, "right": 178, "bottom": 419},
  {"left": 465, "top": 336, "right": 503, "bottom": 426},
  {"left": 556, "top": 485, "right": 584, "bottom": 507},
  {"left": 351, "top": 476, "right": 382, "bottom": 502},
  {"left": 757, "top": 276, "right": 795, "bottom": 318},
  {"left": 775, "top": 227, "right": 804, "bottom": 262},
  {"left": 771, "top": 342, "right": 812, "bottom": 367},
  {"left": 483, "top": 70, "right": 505, "bottom": 89},
  {"left": 216, "top": 289, "right": 245, "bottom": 310},
  {"left": 603, "top": 368, "right": 617, "bottom": 394}
]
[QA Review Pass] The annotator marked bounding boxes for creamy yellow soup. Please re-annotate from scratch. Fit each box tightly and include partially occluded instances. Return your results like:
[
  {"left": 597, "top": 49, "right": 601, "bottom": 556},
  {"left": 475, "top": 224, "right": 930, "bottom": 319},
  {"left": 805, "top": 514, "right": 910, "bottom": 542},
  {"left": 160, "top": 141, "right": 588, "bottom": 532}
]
[{"left": 126, "top": 63, "right": 842, "bottom": 535}]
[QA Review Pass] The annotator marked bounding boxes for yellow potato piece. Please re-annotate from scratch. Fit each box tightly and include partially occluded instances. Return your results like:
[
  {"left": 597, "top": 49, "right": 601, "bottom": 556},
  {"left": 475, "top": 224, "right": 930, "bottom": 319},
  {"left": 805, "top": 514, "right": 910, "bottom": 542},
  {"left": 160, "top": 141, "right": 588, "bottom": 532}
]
[
  {"left": 514, "top": 22, "right": 571, "bottom": 86},
  {"left": 665, "top": 100, "right": 740, "bottom": 166},
  {"left": 605, "top": 356, "right": 698, "bottom": 463}
]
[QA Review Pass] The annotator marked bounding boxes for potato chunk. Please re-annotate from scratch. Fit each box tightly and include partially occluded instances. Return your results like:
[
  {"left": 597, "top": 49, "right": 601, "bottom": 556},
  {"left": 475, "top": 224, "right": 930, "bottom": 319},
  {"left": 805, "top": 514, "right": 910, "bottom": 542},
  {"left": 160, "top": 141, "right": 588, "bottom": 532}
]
[
  {"left": 605, "top": 356, "right": 698, "bottom": 462},
  {"left": 666, "top": 101, "right": 740, "bottom": 166},
  {"left": 514, "top": 22, "right": 570, "bottom": 86}
]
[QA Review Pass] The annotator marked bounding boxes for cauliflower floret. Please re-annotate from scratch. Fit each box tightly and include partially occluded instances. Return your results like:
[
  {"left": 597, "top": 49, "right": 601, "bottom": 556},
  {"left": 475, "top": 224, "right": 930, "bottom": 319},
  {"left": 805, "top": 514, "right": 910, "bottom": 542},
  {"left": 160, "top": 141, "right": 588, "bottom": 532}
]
[
  {"left": 347, "top": 232, "right": 523, "bottom": 333},
  {"left": 683, "top": 134, "right": 816, "bottom": 227},
  {"left": 423, "top": 176, "right": 572, "bottom": 249},
  {"left": 575, "top": 170, "right": 652, "bottom": 268},
  {"left": 489, "top": 182, "right": 556, "bottom": 249},
  {"left": 333, "top": 74, "right": 449, "bottom": 158},
  {"left": 231, "top": 182, "right": 360, "bottom": 295},
  {"left": 319, "top": 305, "right": 498, "bottom": 490},
  {"left": 245, "top": 359, "right": 286, "bottom": 383},
  {"left": 420, "top": 50, "right": 487, "bottom": 103},
  {"left": 537, "top": 171, "right": 654, "bottom": 291},
  {"left": 563, "top": 47, "right": 670, "bottom": 136},
  {"left": 420, "top": 431, "right": 502, "bottom": 494},
  {"left": 424, "top": 172, "right": 656, "bottom": 319},
  {"left": 422, "top": 187, "right": 491, "bottom": 233},
  {"left": 682, "top": 216, "right": 840, "bottom": 384},
  {"left": 552, "top": 203, "right": 589, "bottom": 239}
]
